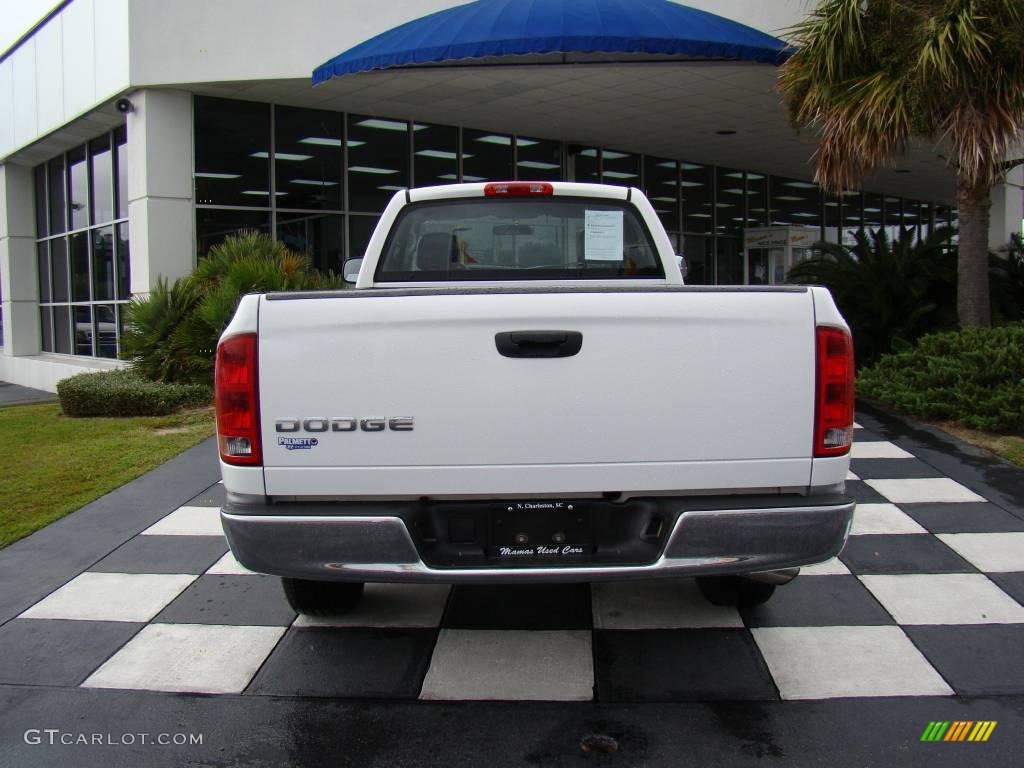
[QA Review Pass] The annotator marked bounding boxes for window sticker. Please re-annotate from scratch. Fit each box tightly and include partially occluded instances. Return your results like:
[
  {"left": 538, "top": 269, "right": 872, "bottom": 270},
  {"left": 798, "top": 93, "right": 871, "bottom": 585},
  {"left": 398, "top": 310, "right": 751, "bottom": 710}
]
[{"left": 584, "top": 210, "right": 623, "bottom": 261}]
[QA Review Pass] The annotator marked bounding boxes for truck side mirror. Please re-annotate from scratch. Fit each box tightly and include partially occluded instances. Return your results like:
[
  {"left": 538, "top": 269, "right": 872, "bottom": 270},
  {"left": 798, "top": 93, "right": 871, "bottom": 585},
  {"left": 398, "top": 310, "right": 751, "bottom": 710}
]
[{"left": 343, "top": 258, "right": 363, "bottom": 284}]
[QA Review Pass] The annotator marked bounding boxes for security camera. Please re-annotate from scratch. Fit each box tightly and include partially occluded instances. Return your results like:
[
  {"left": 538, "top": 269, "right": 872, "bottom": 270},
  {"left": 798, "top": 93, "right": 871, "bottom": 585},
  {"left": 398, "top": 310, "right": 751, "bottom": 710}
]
[{"left": 115, "top": 98, "right": 134, "bottom": 114}]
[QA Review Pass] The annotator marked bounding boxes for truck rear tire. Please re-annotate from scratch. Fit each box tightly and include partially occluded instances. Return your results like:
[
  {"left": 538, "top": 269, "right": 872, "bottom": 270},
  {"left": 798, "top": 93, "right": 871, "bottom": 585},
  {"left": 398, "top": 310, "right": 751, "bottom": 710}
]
[
  {"left": 695, "top": 575, "right": 776, "bottom": 607},
  {"left": 281, "top": 578, "right": 365, "bottom": 616}
]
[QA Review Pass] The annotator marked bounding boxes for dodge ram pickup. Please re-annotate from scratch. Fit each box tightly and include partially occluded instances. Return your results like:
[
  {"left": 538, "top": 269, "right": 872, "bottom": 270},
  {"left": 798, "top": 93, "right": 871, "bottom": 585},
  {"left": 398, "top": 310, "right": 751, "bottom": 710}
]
[{"left": 216, "top": 181, "right": 856, "bottom": 615}]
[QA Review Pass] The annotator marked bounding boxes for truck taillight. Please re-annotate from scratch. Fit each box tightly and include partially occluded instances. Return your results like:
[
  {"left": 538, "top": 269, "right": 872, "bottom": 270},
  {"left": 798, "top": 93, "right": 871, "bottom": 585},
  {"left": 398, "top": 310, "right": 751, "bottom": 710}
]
[
  {"left": 215, "top": 333, "right": 262, "bottom": 466},
  {"left": 484, "top": 182, "right": 553, "bottom": 197},
  {"left": 814, "top": 326, "right": 854, "bottom": 457}
]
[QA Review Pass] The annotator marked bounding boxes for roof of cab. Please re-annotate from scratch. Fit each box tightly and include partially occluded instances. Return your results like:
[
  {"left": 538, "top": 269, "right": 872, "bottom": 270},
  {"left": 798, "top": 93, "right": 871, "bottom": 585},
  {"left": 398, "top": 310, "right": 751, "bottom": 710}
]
[{"left": 407, "top": 181, "right": 631, "bottom": 203}]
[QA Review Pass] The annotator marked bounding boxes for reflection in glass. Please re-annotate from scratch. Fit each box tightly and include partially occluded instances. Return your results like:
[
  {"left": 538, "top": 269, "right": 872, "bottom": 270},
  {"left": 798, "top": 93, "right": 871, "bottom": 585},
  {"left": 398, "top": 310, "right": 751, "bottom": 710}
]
[
  {"left": 115, "top": 126, "right": 128, "bottom": 219},
  {"left": 349, "top": 215, "right": 380, "bottom": 261},
  {"left": 516, "top": 137, "right": 562, "bottom": 181},
  {"left": 117, "top": 223, "right": 130, "bottom": 299},
  {"left": 601, "top": 150, "right": 640, "bottom": 187},
  {"left": 823, "top": 190, "right": 842, "bottom": 243},
  {"left": 841, "top": 191, "right": 863, "bottom": 245},
  {"left": 51, "top": 238, "right": 69, "bottom": 302},
  {"left": 40, "top": 307, "right": 53, "bottom": 352},
  {"left": 277, "top": 213, "right": 344, "bottom": 274},
  {"left": 413, "top": 123, "right": 458, "bottom": 187},
  {"left": 572, "top": 147, "right": 600, "bottom": 184},
  {"left": 53, "top": 305, "right": 71, "bottom": 354},
  {"left": 862, "top": 192, "right": 884, "bottom": 233},
  {"left": 194, "top": 97, "right": 271, "bottom": 208},
  {"left": 681, "top": 163, "right": 713, "bottom": 234},
  {"left": 348, "top": 114, "right": 410, "bottom": 212},
  {"left": 463, "top": 130, "right": 514, "bottom": 182},
  {"left": 35, "top": 164, "right": 47, "bottom": 237},
  {"left": 68, "top": 146, "right": 89, "bottom": 230},
  {"left": 643, "top": 157, "right": 679, "bottom": 241},
  {"left": 48, "top": 157, "right": 66, "bottom": 235},
  {"left": 884, "top": 197, "right": 904, "bottom": 240},
  {"left": 771, "top": 176, "right": 821, "bottom": 228},
  {"left": 716, "top": 167, "right": 746, "bottom": 237},
  {"left": 92, "top": 226, "right": 115, "bottom": 301},
  {"left": 71, "top": 233, "right": 90, "bottom": 302},
  {"left": 37, "top": 242, "right": 50, "bottom": 303},
  {"left": 275, "top": 105, "right": 342, "bottom": 210},
  {"left": 196, "top": 209, "right": 270, "bottom": 258},
  {"left": 745, "top": 171, "right": 768, "bottom": 228},
  {"left": 95, "top": 304, "right": 117, "bottom": 358},
  {"left": 717, "top": 237, "right": 742, "bottom": 285},
  {"left": 682, "top": 234, "right": 713, "bottom": 284},
  {"left": 90, "top": 135, "right": 114, "bottom": 224},
  {"left": 73, "top": 306, "right": 93, "bottom": 356}
]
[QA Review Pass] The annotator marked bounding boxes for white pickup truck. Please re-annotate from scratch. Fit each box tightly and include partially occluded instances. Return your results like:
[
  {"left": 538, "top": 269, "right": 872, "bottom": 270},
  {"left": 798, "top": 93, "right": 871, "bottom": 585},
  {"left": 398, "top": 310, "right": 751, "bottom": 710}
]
[{"left": 216, "top": 181, "right": 855, "bottom": 615}]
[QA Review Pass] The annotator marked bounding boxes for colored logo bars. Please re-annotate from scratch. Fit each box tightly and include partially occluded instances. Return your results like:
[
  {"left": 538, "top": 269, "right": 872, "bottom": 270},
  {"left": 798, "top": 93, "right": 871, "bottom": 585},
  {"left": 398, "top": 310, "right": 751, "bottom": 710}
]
[{"left": 920, "top": 721, "right": 997, "bottom": 742}]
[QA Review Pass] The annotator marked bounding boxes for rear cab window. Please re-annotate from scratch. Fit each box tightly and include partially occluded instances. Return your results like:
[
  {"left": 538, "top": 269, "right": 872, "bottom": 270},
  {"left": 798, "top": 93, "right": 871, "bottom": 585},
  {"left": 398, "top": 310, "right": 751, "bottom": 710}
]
[{"left": 374, "top": 197, "right": 664, "bottom": 282}]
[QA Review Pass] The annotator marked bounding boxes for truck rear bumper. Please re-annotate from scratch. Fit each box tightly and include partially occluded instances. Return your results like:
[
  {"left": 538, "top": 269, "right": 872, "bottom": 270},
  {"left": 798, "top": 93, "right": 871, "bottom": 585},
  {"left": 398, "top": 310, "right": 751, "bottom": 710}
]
[{"left": 221, "top": 497, "right": 855, "bottom": 584}]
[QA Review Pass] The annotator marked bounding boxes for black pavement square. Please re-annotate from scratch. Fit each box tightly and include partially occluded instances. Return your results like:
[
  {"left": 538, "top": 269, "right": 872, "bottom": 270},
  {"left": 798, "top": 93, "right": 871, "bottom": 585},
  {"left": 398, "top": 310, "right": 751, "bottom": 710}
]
[
  {"left": 900, "top": 503, "right": 1024, "bottom": 534},
  {"left": 905, "top": 625, "right": 1024, "bottom": 696},
  {"left": 442, "top": 584, "right": 592, "bottom": 630},
  {"left": 153, "top": 575, "right": 295, "bottom": 626},
  {"left": 852, "top": 429, "right": 888, "bottom": 442},
  {"left": 850, "top": 458, "right": 943, "bottom": 479},
  {"left": 840, "top": 534, "right": 975, "bottom": 574},
  {"left": 844, "top": 481, "right": 889, "bottom": 504},
  {"left": 183, "top": 484, "right": 226, "bottom": 508},
  {"left": 593, "top": 629, "right": 777, "bottom": 702},
  {"left": 0, "top": 619, "right": 142, "bottom": 686},
  {"left": 988, "top": 573, "right": 1024, "bottom": 607},
  {"left": 247, "top": 628, "right": 436, "bottom": 698},
  {"left": 89, "top": 535, "right": 227, "bottom": 575},
  {"left": 741, "top": 575, "right": 893, "bottom": 627}
]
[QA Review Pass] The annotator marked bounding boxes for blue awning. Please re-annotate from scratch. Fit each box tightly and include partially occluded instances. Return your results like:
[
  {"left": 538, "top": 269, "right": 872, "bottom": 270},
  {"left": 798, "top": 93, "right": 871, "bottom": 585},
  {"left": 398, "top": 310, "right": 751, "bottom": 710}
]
[{"left": 313, "top": 0, "right": 789, "bottom": 85}]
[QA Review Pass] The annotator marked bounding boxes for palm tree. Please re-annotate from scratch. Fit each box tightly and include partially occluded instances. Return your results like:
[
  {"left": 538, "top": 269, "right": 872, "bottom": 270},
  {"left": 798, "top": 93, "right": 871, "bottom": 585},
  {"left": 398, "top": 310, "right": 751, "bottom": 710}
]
[
  {"left": 778, "top": 0, "right": 1024, "bottom": 327},
  {"left": 788, "top": 226, "right": 958, "bottom": 364}
]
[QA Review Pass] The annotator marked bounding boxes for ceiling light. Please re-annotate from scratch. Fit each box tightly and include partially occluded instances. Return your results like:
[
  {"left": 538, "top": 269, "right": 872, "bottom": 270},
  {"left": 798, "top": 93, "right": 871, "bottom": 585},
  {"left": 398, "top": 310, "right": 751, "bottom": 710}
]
[
  {"left": 298, "top": 137, "right": 343, "bottom": 147},
  {"left": 438, "top": 173, "right": 485, "bottom": 182},
  {"left": 784, "top": 181, "right": 818, "bottom": 189},
  {"left": 349, "top": 166, "right": 398, "bottom": 175},
  {"left": 355, "top": 119, "right": 426, "bottom": 132},
  {"left": 473, "top": 135, "right": 538, "bottom": 147},
  {"left": 288, "top": 179, "right": 339, "bottom": 186},
  {"left": 194, "top": 172, "right": 241, "bottom": 179},
  {"left": 602, "top": 151, "right": 630, "bottom": 160},
  {"left": 864, "top": 207, "right": 881, "bottom": 213},
  {"left": 416, "top": 149, "right": 462, "bottom": 160},
  {"left": 722, "top": 188, "right": 754, "bottom": 195},
  {"left": 681, "top": 162, "right": 703, "bottom": 171},
  {"left": 377, "top": 185, "right": 407, "bottom": 192},
  {"left": 649, "top": 196, "right": 677, "bottom": 203},
  {"left": 602, "top": 171, "right": 637, "bottom": 179},
  {"left": 791, "top": 212, "right": 818, "bottom": 218},
  {"left": 240, "top": 190, "right": 287, "bottom": 196},
  {"left": 250, "top": 151, "right": 312, "bottom": 161},
  {"left": 773, "top": 195, "right": 805, "bottom": 202},
  {"left": 688, "top": 213, "right": 712, "bottom": 218},
  {"left": 517, "top": 160, "right": 560, "bottom": 170},
  {"left": 676, "top": 181, "right": 703, "bottom": 188}
]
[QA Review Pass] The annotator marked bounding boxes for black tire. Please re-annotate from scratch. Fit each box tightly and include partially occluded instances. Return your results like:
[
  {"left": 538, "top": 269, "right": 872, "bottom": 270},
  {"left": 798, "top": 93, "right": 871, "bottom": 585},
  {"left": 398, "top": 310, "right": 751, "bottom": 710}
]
[
  {"left": 695, "top": 575, "right": 777, "bottom": 607},
  {"left": 281, "top": 578, "right": 365, "bottom": 616}
]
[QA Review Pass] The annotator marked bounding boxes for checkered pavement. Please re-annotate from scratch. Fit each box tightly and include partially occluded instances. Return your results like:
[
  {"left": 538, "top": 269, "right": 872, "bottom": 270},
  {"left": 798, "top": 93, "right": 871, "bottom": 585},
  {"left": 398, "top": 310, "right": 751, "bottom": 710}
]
[{"left": 2, "top": 421, "right": 1023, "bottom": 703}]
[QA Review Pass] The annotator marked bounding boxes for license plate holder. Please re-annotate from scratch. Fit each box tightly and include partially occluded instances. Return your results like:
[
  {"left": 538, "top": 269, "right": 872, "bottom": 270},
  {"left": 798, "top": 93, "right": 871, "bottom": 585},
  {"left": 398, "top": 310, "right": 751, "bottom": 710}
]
[{"left": 487, "top": 502, "right": 595, "bottom": 560}]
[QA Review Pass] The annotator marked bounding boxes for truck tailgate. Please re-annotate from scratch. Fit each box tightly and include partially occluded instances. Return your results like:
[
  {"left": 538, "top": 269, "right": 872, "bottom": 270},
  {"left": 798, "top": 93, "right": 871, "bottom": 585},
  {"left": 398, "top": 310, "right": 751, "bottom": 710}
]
[{"left": 258, "top": 289, "right": 816, "bottom": 497}]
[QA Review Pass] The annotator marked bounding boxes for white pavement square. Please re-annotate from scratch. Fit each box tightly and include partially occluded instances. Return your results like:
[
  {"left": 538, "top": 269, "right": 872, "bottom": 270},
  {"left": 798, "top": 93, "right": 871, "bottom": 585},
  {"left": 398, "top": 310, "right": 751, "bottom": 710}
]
[
  {"left": 846, "top": 471, "right": 860, "bottom": 481},
  {"left": 936, "top": 533, "right": 1024, "bottom": 573},
  {"left": 293, "top": 584, "right": 451, "bottom": 629},
  {"left": 799, "top": 557, "right": 851, "bottom": 576},
  {"left": 142, "top": 506, "right": 225, "bottom": 537},
  {"left": 849, "top": 504, "right": 928, "bottom": 536},
  {"left": 752, "top": 626, "right": 954, "bottom": 700},
  {"left": 860, "top": 574, "right": 1024, "bottom": 625},
  {"left": 851, "top": 441, "right": 914, "bottom": 460},
  {"left": 865, "top": 478, "right": 987, "bottom": 504},
  {"left": 82, "top": 623, "right": 285, "bottom": 694},
  {"left": 591, "top": 579, "right": 743, "bottom": 629},
  {"left": 19, "top": 572, "right": 196, "bottom": 623},
  {"left": 420, "top": 629, "right": 593, "bottom": 701},
  {"left": 205, "top": 550, "right": 258, "bottom": 576}
]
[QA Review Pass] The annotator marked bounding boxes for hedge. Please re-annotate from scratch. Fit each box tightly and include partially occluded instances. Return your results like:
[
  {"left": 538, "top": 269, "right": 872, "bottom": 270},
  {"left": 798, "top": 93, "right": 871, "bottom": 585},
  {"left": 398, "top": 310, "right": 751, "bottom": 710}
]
[
  {"left": 57, "top": 370, "right": 212, "bottom": 417},
  {"left": 857, "top": 325, "right": 1024, "bottom": 433}
]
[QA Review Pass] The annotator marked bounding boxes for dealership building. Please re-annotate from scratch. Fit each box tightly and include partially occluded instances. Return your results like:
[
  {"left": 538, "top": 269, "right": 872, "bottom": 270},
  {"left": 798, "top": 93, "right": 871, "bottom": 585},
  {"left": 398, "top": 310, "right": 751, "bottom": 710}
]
[{"left": 1, "top": 0, "right": 1021, "bottom": 390}]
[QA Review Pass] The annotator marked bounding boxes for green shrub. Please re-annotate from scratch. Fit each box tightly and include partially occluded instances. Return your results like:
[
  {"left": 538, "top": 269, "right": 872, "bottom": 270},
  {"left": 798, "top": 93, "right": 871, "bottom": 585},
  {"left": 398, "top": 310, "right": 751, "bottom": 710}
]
[
  {"left": 121, "top": 231, "right": 342, "bottom": 386},
  {"left": 858, "top": 325, "right": 1024, "bottom": 432},
  {"left": 57, "top": 370, "right": 212, "bottom": 417}
]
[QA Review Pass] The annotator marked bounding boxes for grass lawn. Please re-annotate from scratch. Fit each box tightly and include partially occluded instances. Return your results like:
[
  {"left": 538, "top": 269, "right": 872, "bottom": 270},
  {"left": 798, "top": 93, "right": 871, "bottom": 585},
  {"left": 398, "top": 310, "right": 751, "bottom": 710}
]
[
  {"left": 928, "top": 421, "right": 1024, "bottom": 469},
  {"left": 0, "top": 402, "right": 215, "bottom": 549}
]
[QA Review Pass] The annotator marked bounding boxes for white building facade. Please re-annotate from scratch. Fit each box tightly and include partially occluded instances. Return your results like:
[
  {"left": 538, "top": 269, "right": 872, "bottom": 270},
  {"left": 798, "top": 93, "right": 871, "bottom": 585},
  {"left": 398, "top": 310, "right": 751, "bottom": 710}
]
[{"left": 1, "top": 0, "right": 1020, "bottom": 390}]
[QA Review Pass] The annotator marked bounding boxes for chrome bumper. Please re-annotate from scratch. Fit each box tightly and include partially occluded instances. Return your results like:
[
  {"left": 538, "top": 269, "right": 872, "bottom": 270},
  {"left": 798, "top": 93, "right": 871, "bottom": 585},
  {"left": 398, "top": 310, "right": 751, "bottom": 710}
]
[{"left": 221, "top": 499, "right": 854, "bottom": 584}]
